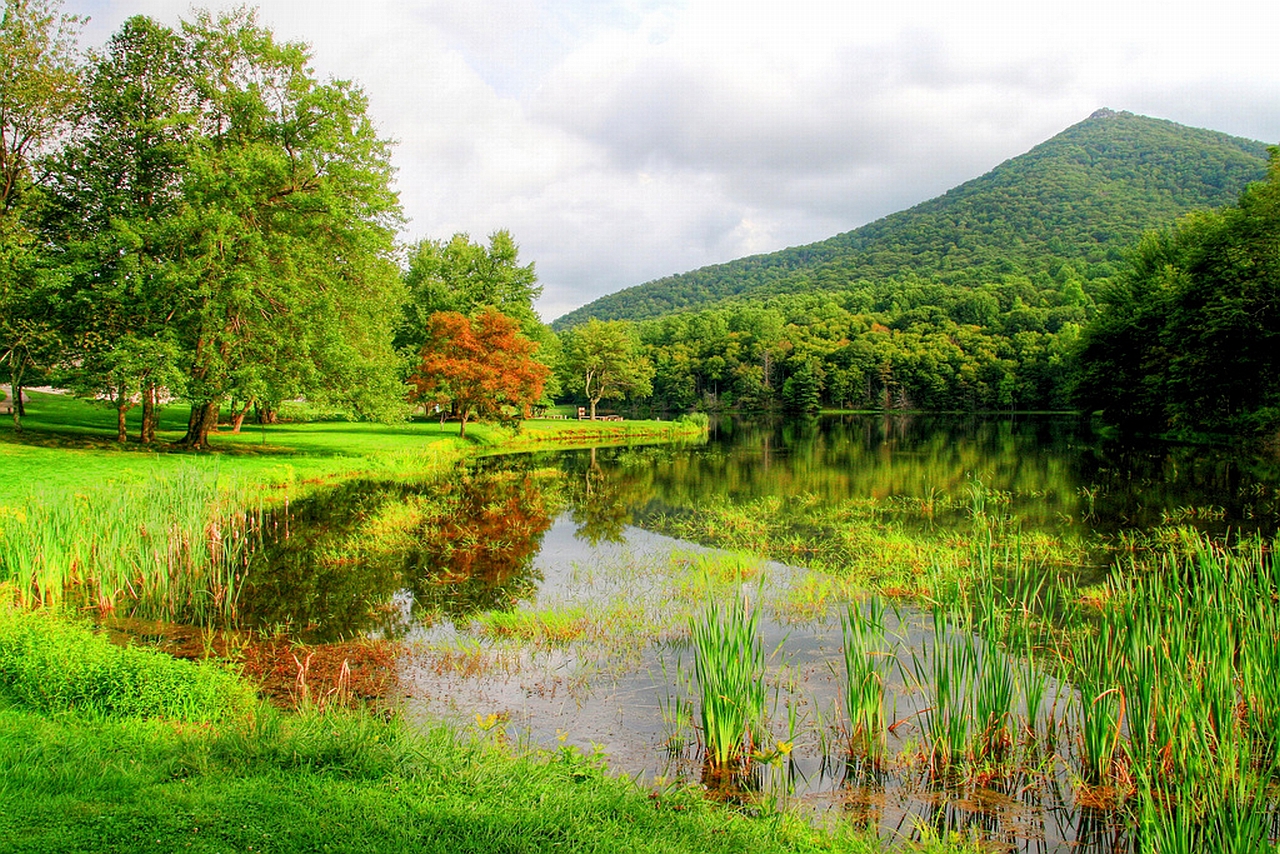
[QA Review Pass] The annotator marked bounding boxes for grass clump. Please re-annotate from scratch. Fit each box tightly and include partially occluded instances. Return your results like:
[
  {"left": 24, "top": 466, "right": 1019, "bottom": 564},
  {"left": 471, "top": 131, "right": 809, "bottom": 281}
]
[
  {"left": 0, "top": 602, "right": 253, "bottom": 721},
  {"left": 691, "top": 592, "right": 766, "bottom": 773}
]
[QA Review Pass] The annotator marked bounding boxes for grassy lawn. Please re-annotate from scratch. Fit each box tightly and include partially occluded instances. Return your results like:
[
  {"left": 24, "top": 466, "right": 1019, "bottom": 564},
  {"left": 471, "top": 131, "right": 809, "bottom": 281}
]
[{"left": 0, "top": 392, "right": 699, "bottom": 506}]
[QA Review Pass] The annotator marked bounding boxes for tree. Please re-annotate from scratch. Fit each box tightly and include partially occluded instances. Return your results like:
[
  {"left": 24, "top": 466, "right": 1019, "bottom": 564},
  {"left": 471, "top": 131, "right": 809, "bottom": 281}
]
[
  {"left": 397, "top": 229, "right": 541, "bottom": 352},
  {"left": 46, "top": 15, "right": 189, "bottom": 443},
  {"left": 168, "top": 8, "right": 404, "bottom": 448},
  {"left": 0, "top": 0, "right": 82, "bottom": 431},
  {"left": 408, "top": 308, "right": 550, "bottom": 438},
  {"left": 1075, "top": 147, "right": 1280, "bottom": 436},
  {"left": 562, "top": 319, "right": 654, "bottom": 419}
]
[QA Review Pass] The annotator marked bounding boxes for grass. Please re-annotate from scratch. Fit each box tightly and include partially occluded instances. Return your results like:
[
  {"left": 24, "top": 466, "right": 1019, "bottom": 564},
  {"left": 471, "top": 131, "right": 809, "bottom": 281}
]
[
  {"left": 0, "top": 594, "right": 254, "bottom": 721},
  {"left": 691, "top": 591, "right": 767, "bottom": 774}
]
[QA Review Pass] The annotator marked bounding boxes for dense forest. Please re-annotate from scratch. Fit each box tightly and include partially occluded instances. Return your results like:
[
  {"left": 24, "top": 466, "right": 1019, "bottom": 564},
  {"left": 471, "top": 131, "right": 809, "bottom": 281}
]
[
  {"left": 551, "top": 112, "right": 1276, "bottom": 426},
  {"left": 555, "top": 111, "right": 1270, "bottom": 327}
]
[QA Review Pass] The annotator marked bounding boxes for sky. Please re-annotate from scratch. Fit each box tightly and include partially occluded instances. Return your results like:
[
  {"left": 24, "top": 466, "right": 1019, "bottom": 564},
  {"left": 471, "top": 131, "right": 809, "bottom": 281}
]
[{"left": 66, "top": 0, "right": 1280, "bottom": 322}]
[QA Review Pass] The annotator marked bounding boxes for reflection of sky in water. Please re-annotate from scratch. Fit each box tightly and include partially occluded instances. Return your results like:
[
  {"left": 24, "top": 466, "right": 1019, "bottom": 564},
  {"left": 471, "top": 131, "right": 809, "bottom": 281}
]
[{"left": 399, "top": 513, "right": 1099, "bottom": 853}]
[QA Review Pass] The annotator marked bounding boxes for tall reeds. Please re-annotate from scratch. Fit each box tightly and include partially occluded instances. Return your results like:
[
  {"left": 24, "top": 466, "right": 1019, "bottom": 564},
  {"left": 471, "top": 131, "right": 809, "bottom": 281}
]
[
  {"left": 0, "top": 467, "right": 262, "bottom": 625},
  {"left": 690, "top": 593, "right": 765, "bottom": 774},
  {"left": 840, "top": 595, "right": 893, "bottom": 765}
]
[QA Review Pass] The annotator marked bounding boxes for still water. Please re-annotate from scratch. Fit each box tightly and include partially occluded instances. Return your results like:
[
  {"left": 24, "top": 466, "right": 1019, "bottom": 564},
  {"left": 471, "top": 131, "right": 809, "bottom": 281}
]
[{"left": 238, "top": 414, "right": 1280, "bottom": 851}]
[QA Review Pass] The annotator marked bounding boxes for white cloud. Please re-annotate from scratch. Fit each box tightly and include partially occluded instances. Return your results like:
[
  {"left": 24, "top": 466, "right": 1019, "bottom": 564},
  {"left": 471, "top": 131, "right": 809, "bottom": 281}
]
[{"left": 63, "top": 0, "right": 1280, "bottom": 321}]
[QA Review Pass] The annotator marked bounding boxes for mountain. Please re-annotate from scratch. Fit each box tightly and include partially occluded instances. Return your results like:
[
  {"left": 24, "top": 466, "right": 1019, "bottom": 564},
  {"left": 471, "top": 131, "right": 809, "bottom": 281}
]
[{"left": 553, "top": 110, "right": 1271, "bottom": 329}]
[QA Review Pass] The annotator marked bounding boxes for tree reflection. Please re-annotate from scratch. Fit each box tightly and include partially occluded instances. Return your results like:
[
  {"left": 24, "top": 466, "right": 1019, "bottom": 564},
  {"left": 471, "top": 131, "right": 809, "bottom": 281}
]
[
  {"left": 563, "top": 446, "right": 659, "bottom": 545},
  {"left": 237, "top": 468, "right": 563, "bottom": 640},
  {"left": 406, "top": 469, "right": 561, "bottom": 622}
]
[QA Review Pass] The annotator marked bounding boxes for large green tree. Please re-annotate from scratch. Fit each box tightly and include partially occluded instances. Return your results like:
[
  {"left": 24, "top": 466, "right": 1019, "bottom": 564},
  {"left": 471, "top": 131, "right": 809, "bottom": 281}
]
[
  {"left": 562, "top": 319, "right": 653, "bottom": 419},
  {"left": 398, "top": 230, "right": 541, "bottom": 346},
  {"left": 47, "top": 15, "right": 189, "bottom": 442},
  {"left": 0, "top": 0, "right": 82, "bottom": 431}
]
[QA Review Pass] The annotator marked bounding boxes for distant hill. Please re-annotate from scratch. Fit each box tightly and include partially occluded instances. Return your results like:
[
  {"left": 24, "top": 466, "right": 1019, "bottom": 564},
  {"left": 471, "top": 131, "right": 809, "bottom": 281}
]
[{"left": 554, "top": 110, "right": 1271, "bottom": 329}]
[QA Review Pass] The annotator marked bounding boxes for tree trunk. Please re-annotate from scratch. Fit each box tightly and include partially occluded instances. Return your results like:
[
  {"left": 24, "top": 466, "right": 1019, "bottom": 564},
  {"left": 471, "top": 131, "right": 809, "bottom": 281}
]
[
  {"left": 231, "top": 398, "right": 253, "bottom": 433},
  {"left": 179, "top": 400, "right": 220, "bottom": 449},
  {"left": 115, "top": 389, "right": 129, "bottom": 443},
  {"left": 589, "top": 396, "right": 600, "bottom": 420},
  {"left": 8, "top": 358, "right": 25, "bottom": 433},
  {"left": 140, "top": 384, "right": 157, "bottom": 444}
]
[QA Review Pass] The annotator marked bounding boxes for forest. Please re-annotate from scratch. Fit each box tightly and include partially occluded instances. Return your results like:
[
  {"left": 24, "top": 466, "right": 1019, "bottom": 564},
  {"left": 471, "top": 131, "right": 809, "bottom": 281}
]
[{"left": 2, "top": 1, "right": 1277, "bottom": 446}]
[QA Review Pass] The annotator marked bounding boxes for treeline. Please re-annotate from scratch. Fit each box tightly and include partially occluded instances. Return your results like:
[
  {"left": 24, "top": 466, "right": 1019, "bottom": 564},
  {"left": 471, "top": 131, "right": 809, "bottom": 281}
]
[
  {"left": 3, "top": 1, "right": 1274, "bottom": 442},
  {"left": 1075, "top": 150, "right": 1280, "bottom": 438},
  {"left": 634, "top": 266, "right": 1087, "bottom": 413}
]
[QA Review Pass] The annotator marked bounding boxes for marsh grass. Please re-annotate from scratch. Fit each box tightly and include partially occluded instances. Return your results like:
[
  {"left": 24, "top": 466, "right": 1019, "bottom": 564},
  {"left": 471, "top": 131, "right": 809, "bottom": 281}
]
[
  {"left": 0, "top": 599, "right": 253, "bottom": 721},
  {"left": 0, "top": 467, "right": 262, "bottom": 625},
  {"left": 474, "top": 606, "right": 592, "bottom": 645},
  {"left": 691, "top": 592, "right": 766, "bottom": 774},
  {"left": 841, "top": 596, "right": 895, "bottom": 765}
]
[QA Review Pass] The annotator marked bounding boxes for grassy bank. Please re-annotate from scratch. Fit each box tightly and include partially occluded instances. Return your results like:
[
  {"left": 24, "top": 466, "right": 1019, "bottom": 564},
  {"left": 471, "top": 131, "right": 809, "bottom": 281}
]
[
  {"left": 0, "top": 601, "right": 987, "bottom": 854},
  {"left": 0, "top": 391, "right": 702, "bottom": 505}
]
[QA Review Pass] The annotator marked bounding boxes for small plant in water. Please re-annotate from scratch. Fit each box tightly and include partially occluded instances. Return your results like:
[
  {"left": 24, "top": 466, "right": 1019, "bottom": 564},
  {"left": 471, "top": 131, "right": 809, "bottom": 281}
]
[
  {"left": 690, "top": 591, "right": 766, "bottom": 778},
  {"left": 840, "top": 596, "right": 894, "bottom": 766}
]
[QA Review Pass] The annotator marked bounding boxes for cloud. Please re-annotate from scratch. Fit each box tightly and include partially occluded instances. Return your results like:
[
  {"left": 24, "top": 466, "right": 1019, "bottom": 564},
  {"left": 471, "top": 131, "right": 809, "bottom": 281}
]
[{"left": 62, "top": 0, "right": 1280, "bottom": 321}]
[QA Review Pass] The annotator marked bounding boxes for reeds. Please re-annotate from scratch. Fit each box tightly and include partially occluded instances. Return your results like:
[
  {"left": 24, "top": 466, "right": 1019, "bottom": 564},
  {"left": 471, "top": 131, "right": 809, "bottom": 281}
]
[
  {"left": 690, "top": 593, "right": 766, "bottom": 773},
  {"left": 0, "top": 467, "right": 262, "bottom": 625},
  {"left": 840, "top": 596, "right": 894, "bottom": 765}
]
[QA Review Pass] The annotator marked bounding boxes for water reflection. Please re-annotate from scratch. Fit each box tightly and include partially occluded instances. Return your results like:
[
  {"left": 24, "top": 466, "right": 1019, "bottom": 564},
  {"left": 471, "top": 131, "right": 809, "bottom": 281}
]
[
  {"left": 238, "top": 467, "right": 563, "bottom": 641},
  {"left": 225, "top": 414, "right": 1279, "bottom": 852}
]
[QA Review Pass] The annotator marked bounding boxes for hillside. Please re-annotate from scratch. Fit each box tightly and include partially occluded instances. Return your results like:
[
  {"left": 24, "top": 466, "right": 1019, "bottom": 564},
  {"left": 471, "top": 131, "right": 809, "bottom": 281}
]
[{"left": 554, "top": 110, "right": 1270, "bottom": 328}]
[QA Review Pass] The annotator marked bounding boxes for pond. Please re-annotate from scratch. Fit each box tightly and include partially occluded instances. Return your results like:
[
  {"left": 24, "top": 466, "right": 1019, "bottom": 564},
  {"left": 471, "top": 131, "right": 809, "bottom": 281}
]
[{"left": 231, "top": 414, "right": 1280, "bottom": 851}]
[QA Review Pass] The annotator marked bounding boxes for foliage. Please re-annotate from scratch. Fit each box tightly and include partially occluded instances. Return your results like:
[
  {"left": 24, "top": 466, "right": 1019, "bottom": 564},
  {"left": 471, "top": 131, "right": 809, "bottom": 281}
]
[
  {"left": 0, "top": 0, "right": 83, "bottom": 431},
  {"left": 560, "top": 318, "right": 654, "bottom": 418},
  {"left": 398, "top": 229, "right": 542, "bottom": 347},
  {"left": 408, "top": 308, "right": 550, "bottom": 438},
  {"left": 556, "top": 111, "right": 1269, "bottom": 328},
  {"left": 551, "top": 112, "right": 1271, "bottom": 416},
  {"left": 1075, "top": 148, "right": 1280, "bottom": 436},
  {"left": 27, "top": 10, "right": 405, "bottom": 448}
]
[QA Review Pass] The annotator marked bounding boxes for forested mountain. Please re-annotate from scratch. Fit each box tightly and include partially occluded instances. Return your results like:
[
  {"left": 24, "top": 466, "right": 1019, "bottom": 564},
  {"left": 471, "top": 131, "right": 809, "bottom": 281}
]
[{"left": 554, "top": 110, "right": 1270, "bottom": 328}]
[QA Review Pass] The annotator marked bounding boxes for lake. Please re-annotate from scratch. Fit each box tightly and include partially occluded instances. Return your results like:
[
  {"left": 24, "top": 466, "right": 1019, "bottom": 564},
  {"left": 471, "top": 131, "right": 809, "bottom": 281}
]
[{"left": 233, "top": 414, "right": 1280, "bottom": 851}]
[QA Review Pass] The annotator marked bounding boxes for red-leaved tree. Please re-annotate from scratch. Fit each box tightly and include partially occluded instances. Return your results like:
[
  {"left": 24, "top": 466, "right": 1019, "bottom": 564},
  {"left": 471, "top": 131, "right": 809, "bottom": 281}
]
[{"left": 408, "top": 308, "right": 550, "bottom": 438}]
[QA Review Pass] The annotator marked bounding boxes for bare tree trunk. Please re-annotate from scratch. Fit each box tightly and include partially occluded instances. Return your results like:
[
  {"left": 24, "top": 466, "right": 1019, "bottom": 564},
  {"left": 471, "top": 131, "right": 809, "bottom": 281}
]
[
  {"left": 116, "top": 388, "right": 129, "bottom": 443},
  {"left": 140, "top": 384, "right": 157, "bottom": 444},
  {"left": 8, "top": 357, "right": 25, "bottom": 433},
  {"left": 179, "top": 400, "right": 220, "bottom": 449},
  {"left": 231, "top": 397, "right": 253, "bottom": 433}
]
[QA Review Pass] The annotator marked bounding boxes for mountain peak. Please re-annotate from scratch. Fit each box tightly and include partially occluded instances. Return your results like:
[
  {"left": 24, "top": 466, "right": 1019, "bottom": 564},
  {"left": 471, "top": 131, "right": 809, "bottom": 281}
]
[{"left": 553, "top": 113, "right": 1271, "bottom": 329}]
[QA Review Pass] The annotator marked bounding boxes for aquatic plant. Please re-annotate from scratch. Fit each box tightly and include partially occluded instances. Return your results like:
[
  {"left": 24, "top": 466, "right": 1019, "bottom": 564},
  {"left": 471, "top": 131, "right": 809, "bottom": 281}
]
[
  {"left": 0, "top": 467, "right": 261, "bottom": 626},
  {"left": 840, "top": 596, "right": 894, "bottom": 764},
  {"left": 690, "top": 592, "right": 766, "bottom": 773}
]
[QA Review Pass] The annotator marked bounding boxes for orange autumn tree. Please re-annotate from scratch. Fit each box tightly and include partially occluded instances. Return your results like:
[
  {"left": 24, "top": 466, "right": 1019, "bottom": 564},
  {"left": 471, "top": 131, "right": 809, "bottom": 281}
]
[{"left": 408, "top": 308, "right": 550, "bottom": 438}]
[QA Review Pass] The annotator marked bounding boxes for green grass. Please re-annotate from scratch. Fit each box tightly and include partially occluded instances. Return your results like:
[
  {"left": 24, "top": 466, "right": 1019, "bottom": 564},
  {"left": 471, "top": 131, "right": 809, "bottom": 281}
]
[
  {"left": 0, "top": 598, "right": 253, "bottom": 721},
  {"left": 691, "top": 591, "right": 767, "bottom": 773},
  {"left": 0, "top": 391, "right": 701, "bottom": 506}
]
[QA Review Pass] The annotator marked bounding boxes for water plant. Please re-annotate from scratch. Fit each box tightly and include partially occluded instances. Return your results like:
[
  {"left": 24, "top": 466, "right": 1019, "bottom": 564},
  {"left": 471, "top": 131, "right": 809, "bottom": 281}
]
[
  {"left": 0, "top": 467, "right": 262, "bottom": 626},
  {"left": 690, "top": 592, "right": 766, "bottom": 774},
  {"left": 840, "top": 595, "right": 895, "bottom": 765}
]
